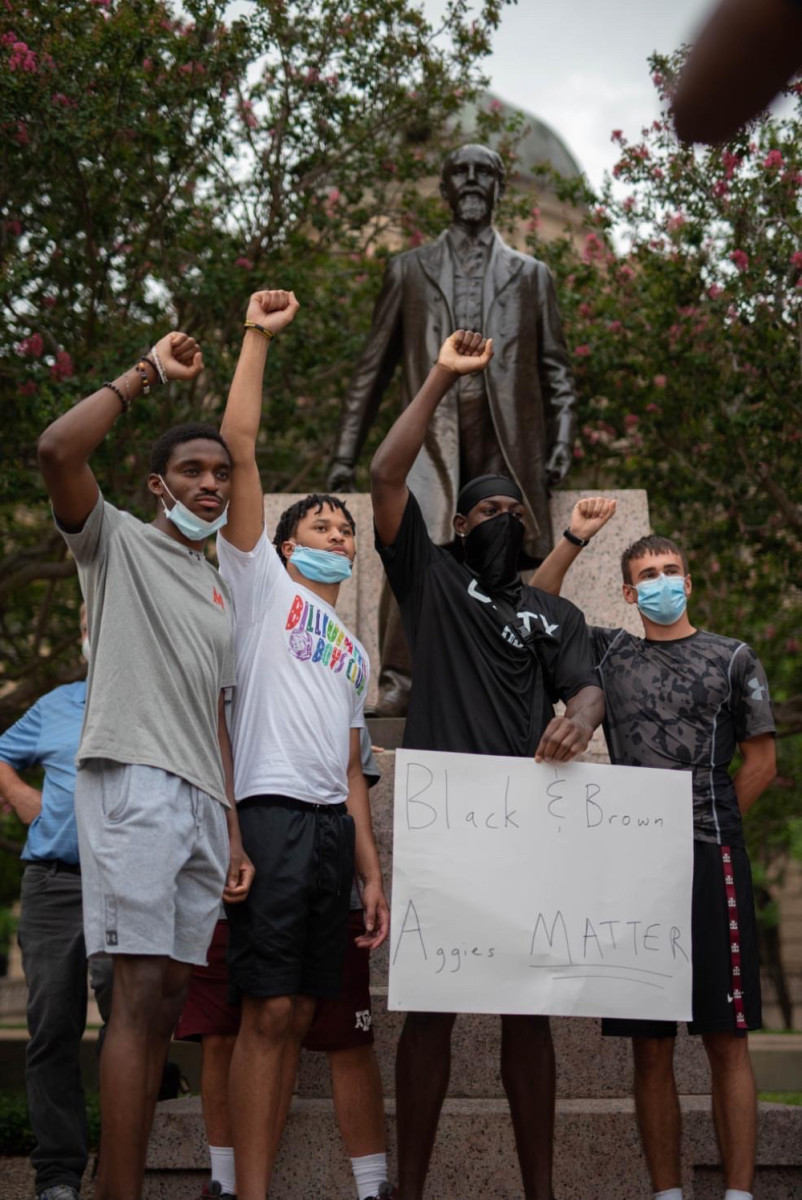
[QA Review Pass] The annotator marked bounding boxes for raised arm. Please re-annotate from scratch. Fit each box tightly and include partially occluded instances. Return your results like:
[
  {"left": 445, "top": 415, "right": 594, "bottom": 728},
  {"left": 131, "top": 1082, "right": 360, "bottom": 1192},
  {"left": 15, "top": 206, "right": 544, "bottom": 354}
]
[
  {"left": 370, "top": 330, "right": 493, "bottom": 545},
  {"left": 38, "top": 333, "right": 203, "bottom": 529},
  {"left": 530, "top": 497, "right": 617, "bottom": 595},
  {"left": 219, "top": 290, "right": 300, "bottom": 552}
]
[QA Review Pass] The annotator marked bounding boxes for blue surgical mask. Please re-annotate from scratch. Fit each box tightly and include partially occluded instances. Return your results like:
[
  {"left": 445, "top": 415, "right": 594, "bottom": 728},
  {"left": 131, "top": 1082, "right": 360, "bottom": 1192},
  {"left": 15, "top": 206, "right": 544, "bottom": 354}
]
[
  {"left": 290, "top": 544, "right": 353, "bottom": 583},
  {"left": 635, "top": 574, "right": 688, "bottom": 625},
  {"left": 159, "top": 477, "right": 228, "bottom": 542}
]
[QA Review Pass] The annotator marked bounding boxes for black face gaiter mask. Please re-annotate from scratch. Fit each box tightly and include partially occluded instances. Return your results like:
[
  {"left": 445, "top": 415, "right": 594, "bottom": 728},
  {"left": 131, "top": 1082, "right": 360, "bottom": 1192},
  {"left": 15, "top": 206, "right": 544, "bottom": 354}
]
[{"left": 463, "top": 512, "right": 525, "bottom": 595}]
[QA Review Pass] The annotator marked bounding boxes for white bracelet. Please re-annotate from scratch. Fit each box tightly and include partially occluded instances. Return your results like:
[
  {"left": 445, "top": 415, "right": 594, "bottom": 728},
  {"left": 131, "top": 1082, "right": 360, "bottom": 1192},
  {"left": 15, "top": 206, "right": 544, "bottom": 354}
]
[{"left": 149, "top": 345, "right": 169, "bottom": 385}]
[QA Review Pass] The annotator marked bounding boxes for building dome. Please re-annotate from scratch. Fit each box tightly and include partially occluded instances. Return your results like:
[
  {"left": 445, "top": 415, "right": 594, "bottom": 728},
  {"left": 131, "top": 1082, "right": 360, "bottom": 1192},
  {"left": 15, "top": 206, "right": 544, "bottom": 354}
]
[{"left": 457, "top": 91, "right": 584, "bottom": 183}]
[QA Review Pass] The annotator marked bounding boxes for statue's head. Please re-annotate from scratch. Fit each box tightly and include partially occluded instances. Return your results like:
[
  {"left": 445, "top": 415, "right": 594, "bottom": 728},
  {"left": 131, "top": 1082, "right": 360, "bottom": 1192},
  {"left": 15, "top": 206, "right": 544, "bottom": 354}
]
[{"left": 440, "top": 144, "right": 506, "bottom": 228}]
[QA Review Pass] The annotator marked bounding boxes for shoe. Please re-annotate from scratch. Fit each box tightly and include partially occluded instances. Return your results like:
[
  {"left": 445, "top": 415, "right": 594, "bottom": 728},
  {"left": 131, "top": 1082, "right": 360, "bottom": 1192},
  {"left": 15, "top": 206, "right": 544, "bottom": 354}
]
[
  {"left": 198, "top": 1183, "right": 236, "bottom": 1200},
  {"left": 38, "top": 1188, "right": 80, "bottom": 1200},
  {"left": 365, "top": 1186, "right": 395, "bottom": 1200}
]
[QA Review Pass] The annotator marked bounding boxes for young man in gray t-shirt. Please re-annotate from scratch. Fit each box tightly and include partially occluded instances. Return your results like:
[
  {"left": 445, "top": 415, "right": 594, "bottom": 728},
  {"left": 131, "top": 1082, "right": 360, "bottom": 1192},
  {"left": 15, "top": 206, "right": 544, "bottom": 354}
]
[{"left": 37, "top": 332, "right": 254, "bottom": 1200}]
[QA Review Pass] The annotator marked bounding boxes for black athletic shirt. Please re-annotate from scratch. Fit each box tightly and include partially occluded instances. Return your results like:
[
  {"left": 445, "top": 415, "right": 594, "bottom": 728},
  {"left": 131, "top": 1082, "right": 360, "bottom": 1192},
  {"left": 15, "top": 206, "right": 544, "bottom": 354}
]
[
  {"left": 592, "top": 627, "right": 775, "bottom": 847},
  {"left": 376, "top": 492, "right": 599, "bottom": 756}
]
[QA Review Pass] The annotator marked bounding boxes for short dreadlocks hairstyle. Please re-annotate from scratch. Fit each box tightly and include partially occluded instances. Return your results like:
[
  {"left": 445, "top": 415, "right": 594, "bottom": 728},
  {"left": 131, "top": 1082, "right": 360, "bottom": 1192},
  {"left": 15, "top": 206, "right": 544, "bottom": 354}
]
[
  {"left": 273, "top": 493, "right": 356, "bottom": 565},
  {"left": 621, "top": 534, "right": 688, "bottom": 584},
  {"left": 149, "top": 423, "right": 231, "bottom": 477}
]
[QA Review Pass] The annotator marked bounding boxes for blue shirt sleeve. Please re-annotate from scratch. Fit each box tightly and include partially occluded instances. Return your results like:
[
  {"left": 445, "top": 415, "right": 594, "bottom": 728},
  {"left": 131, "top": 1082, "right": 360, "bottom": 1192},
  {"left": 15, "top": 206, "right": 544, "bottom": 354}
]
[{"left": 0, "top": 702, "right": 43, "bottom": 771}]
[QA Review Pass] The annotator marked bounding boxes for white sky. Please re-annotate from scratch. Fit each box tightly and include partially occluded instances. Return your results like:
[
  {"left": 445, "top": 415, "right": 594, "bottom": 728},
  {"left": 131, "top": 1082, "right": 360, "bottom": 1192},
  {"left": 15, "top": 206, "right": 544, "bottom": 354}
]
[{"left": 423, "top": 0, "right": 715, "bottom": 189}]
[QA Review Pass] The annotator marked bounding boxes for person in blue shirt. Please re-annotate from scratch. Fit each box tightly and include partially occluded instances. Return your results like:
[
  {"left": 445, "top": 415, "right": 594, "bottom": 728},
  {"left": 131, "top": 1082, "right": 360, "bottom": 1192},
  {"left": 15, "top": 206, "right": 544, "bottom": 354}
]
[{"left": 0, "top": 607, "right": 96, "bottom": 1200}]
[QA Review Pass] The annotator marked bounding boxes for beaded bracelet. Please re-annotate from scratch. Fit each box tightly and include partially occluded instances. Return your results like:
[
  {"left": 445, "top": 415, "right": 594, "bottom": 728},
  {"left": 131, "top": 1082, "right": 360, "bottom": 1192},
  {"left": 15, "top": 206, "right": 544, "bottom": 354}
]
[
  {"left": 243, "top": 320, "right": 274, "bottom": 341},
  {"left": 103, "top": 380, "right": 129, "bottom": 413},
  {"left": 134, "top": 359, "right": 154, "bottom": 395}
]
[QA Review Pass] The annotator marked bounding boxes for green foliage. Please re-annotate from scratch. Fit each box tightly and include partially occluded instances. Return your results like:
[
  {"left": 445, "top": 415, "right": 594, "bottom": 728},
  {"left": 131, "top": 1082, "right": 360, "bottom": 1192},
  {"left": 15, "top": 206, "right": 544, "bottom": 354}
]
[
  {"left": 0, "top": 1090, "right": 100, "bottom": 1154},
  {"left": 0, "top": 0, "right": 505, "bottom": 720}
]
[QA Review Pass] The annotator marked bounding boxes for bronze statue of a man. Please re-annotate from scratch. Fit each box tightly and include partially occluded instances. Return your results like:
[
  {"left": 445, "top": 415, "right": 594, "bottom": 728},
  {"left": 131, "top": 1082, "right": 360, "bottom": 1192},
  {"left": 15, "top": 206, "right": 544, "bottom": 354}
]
[{"left": 328, "top": 143, "right": 578, "bottom": 712}]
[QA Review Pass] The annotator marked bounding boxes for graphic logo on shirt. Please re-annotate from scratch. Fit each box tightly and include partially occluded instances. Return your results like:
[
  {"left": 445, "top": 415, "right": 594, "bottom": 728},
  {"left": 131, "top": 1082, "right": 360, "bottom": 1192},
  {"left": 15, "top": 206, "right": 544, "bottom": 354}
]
[
  {"left": 285, "top": 594, "right": 367, "bottom": 696},
  {"left": 466, "top": 580, "right": 560, "bottom": 645},
  {"left": 212, "top": 588, "right": 226, "bottom": 611},
  {"left": 747, "top": 676, "right": 768, "bottom": 702},
  {"left": 354, "top": 1009, "right": 372, "bottom": 1032}
]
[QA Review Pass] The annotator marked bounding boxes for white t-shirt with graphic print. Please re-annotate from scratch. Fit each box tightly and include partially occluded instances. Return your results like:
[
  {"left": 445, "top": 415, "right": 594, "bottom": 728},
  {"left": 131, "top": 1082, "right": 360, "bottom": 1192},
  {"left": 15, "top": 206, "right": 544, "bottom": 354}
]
[{"left": 217, "top": 529, "right": 368, "bottom": 806}]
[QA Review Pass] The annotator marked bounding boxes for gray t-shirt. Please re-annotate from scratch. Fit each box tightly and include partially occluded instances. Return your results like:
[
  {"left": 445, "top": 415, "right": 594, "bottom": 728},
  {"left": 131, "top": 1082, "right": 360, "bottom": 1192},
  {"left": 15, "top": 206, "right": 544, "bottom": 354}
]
[{"left": 58, "top": 493, "right": 236, "bottom": 806}]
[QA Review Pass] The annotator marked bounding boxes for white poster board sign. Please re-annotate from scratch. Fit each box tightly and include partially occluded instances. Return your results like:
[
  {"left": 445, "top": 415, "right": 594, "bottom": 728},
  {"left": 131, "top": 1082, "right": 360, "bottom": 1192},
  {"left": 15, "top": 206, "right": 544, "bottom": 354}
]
[{"left": 389, "top": 750, "right": 693, "bottom": 1020}]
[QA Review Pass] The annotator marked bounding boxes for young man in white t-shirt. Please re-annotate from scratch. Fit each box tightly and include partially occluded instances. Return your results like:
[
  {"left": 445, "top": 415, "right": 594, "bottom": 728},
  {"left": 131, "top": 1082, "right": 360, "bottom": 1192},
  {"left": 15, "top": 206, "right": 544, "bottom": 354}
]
[{"left": 218, "top": 289, "right": 390, "bottom": 1200}]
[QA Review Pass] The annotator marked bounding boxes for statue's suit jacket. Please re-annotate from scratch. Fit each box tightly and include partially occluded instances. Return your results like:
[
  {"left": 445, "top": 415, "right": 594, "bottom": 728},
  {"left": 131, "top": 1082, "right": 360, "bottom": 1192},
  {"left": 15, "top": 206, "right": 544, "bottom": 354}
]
[{"left": 335, "top": 227, "right": 577, "bottom": 560}]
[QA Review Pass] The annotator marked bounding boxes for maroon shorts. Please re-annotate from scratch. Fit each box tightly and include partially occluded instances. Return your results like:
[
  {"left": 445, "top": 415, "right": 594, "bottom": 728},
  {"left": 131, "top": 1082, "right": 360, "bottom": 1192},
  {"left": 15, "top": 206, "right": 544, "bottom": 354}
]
[{"left": 174, "top": 911, "right": 374, "bottom": 1051}]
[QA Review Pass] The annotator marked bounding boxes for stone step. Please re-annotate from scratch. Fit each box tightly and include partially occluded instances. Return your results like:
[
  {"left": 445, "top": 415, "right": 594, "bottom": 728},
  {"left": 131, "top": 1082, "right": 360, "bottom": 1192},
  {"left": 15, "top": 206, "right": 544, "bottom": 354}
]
[
  {"left": 295, "top": 987, "right": 713, "bottom": 1099},
  {"left": 144, "top": 1095, "right": 802, "bottom": 1200}
]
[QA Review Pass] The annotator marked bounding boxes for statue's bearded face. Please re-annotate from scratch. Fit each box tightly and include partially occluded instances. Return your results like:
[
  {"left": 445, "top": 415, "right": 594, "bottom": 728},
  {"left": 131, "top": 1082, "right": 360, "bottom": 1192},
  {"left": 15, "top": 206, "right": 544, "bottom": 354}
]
[{"left": 440, "top": 148, "right": 501, "bottom": 225}]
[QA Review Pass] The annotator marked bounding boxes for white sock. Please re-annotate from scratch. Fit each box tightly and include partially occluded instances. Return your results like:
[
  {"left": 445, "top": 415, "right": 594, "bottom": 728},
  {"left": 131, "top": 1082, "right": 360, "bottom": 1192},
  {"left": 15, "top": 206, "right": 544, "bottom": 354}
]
[
  {"left": 724, "top": 1192, "right": 752, "bottom": 1200},
  {"left": 654, "top": 1191, "right": 683, "bottom": 1200},
  {"left": 351, "top": 1151, "right": 388, "bottom": 1200},
  {"left": 209, "top": 1145, "right": 236, "bottom": 1194}
]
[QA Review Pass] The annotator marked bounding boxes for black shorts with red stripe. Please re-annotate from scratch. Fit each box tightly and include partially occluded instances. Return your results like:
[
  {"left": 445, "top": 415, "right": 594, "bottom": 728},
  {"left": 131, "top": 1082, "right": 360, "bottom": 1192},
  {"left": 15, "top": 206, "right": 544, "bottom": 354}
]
[{"left": 603, "top": 840, "right": 761, "bottom": 1039}]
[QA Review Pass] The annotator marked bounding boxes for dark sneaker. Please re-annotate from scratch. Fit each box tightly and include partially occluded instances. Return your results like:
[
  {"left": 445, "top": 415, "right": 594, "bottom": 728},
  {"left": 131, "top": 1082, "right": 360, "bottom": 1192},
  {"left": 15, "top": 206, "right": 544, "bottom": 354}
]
[
  {"left": 38, "top": 1188, "right": 80, "bottom": 1200},
  {"left": 365, "top": 1186, "right": 395, "bottom": 1200},
  {"left": 198, "top": 1183, "right": 236, "bottom": 1200}
]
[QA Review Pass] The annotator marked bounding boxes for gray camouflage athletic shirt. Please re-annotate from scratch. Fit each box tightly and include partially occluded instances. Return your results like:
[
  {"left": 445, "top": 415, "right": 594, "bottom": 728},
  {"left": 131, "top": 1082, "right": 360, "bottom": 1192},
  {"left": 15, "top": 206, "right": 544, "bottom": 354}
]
[{"left": 591, "top": 628, "right": 775, "bottom": 846}]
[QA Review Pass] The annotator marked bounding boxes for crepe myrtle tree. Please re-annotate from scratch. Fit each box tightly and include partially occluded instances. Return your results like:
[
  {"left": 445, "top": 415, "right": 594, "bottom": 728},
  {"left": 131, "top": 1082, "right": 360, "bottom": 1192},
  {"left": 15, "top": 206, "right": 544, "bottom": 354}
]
[
  {"left": 0, "top": 0, "right": 507, "bottom": 726},
  {"left": 513, "top": 51, "right": 801, "bottom": 1023}
]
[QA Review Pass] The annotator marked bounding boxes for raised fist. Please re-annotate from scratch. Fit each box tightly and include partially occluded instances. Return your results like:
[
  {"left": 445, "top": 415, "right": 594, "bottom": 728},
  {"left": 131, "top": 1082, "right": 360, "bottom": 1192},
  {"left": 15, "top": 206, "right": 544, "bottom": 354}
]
[
  {"left": 437, "top": 329, "right": 493, "bottom": 376},
  {"left": 245, "top": 289, "right": 300, "bottom": 336},
  {"left": 568, "top": 495, "right": 617, "bottom": 542},
  {"left": 153, "top": 332, "right": 204, "bottom": 381}
]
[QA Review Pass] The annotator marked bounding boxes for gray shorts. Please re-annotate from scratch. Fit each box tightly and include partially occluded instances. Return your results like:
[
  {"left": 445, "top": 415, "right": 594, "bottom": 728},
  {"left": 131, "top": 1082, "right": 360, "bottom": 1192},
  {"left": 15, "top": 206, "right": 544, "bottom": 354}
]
[{"left": 75, "top": 760, "right": 228, "bottom": 964}]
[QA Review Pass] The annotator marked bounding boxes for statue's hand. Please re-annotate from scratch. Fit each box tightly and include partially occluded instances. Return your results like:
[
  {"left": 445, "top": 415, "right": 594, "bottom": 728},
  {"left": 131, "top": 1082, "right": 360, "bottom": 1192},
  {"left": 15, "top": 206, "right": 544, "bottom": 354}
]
[
  {"left": 437, "top": 330, "right": 493, "bottom": 376},
  {"left": 327, "top": 460, "right": 356, "bottom": 493},
  {"left": 546, "top": 441, "right": 573, "bottom": 486}
]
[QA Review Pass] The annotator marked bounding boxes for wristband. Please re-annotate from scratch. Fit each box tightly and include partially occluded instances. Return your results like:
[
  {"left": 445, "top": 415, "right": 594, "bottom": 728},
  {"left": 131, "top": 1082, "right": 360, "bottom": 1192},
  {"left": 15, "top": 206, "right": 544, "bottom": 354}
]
[
  {"left": 244, "top": 320, "right": 274, "bottom": 341},
  {"left": 148, "top": 346, "right": 168, "bottom": 385},
  {"left": 134, "top": 359, "right": 155, "bottom": 395},
  {"left": 563, "top": 528, "right": 590, "bottom": 548}
]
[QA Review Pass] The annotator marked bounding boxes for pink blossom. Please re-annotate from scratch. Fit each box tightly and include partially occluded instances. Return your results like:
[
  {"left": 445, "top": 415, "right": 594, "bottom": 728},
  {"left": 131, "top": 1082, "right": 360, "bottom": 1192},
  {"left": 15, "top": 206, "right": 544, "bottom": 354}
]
[
  {"left": 722, "top": 151, "right": 741, "bottom": 179},
  {"left": 583, "top": 232, "right": 604, "bottom": 262},
  {"left": 763, "top": 149, "right": 783, "bottom": 169},
  {"left": 652, "top": 167, "right": 664, "bottom": 180},
  {"left": 19, "top": 333, "right": 44, "bottom": 357},
  {"left": 608, "top": 320, "right": 623, "bottom": 333},
  {"left": 578, "top": 302, "right": 594, "bottom": 319},
  {"left": 666, "top": 213, "right": 686, "bottom": 233},
  {"left": 730, "top": 249, "right": 749, "bottom": 271},
  {"left": 708, "top": 284, "right": 723, "bottom": 299},
  {"left": 645, "top": 402, "right": 662, "bottom": 414},
  {"left": 652, "top": 72, "right": 665, "bottom": 89},
  {"left": 618, "top": 265, "right": 635, "bottom": 282},
  {"left": 652, "top": 375, "right": 667, "bottom": 388},
  {"left": 90, "top": 0, "right": 111, "bottom": 6},
  {"left": 787, "top": 638, "right": 800, "bottom": 653},
  {"left": 408, "top": 228, "right": 424, "bottom": 248},
  {"left": 143, "top": 57, "right": 153, "bottom": 71},
  {"left": 712, "top": 180, "right": 728, "bottom": 198},
  {"left": 234, "top": 257, "right": 253, "bottom": 270},
  {"left": 624, "top": 413, "right": 639, "bottom": 430},
  {"left": 489, "top": 99, "right": 502, "bottom": 112},
  {"left": 327, "top": 187, "right": 340, "bottom": 204},
  {"left": 573, "top": 445, "right": 585, "bottom": 459},
  {"left": 630, "top": 144, "right": 650, "bottom": 161},
  {"left": 14, "top": 121, "right": 28, "bottom": 144},
  {"left": 573, "top": 344, "right": 591, "bottom": 358},
  {"left": 1, "top": 31, "right": 17, "bottom": 46},
  {"left": 611, "top": 129, "right": 623, "bottom": 142},
  {"left": 239, "top": 100, "right": 258, "bottom": 129},
  {"left": 52, "top": 92, "right": 73, "bottom": 107},
  {"left": 4, "top": 218, "right": 22, "bottom": 235},
  {"left": 8, "top": 40, "right": 37, "bottom": 71},
  {"left": 50, "top": 350, "right": 74, "bottom": 380},
  {"left": 791, "top": 251, "right": 802, "bottom": 268},
  {"left": 18, "top": 380, "right": 38, "bottom": 397},
  {"left": 622, "top": 196, "right": 635, "bottom": 213},
  {"left": 43, "top": 295, "right": 56, "bottom": 308}
]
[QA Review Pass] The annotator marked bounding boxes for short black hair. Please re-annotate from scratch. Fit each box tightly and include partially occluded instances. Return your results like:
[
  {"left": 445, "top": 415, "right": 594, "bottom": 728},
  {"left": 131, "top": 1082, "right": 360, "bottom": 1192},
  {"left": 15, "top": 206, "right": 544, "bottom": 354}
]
[
  {"left": 621, "top": 535, "right": 688, "bottom": 584},
  {"left": 273, "top": 494, "right": 356, "bottom": 564},
  {"left": 149, "top": 423, "right": 232, "bottom": 477}
]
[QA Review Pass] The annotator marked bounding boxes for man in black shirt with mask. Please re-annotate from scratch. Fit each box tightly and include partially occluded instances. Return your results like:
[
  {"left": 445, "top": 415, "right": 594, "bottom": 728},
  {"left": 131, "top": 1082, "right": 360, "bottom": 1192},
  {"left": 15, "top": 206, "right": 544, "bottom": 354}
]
[{"left": 370, "top": 329, "right": 606, "bottom": 1200}]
